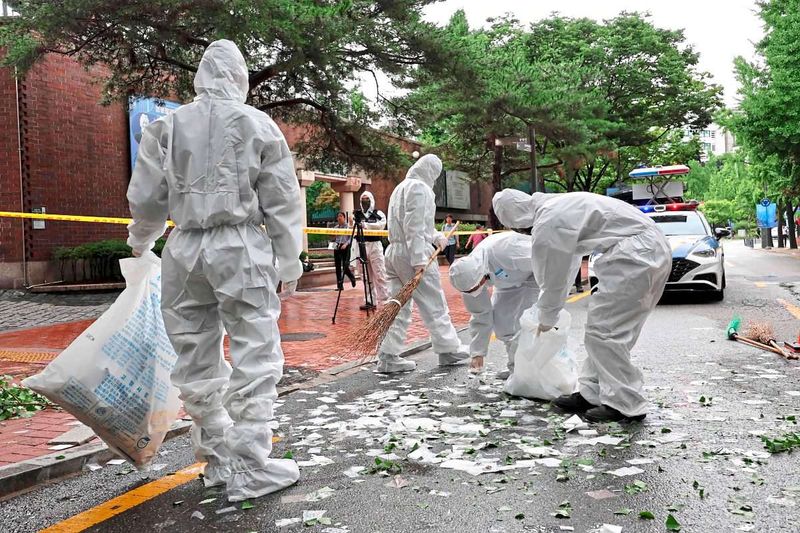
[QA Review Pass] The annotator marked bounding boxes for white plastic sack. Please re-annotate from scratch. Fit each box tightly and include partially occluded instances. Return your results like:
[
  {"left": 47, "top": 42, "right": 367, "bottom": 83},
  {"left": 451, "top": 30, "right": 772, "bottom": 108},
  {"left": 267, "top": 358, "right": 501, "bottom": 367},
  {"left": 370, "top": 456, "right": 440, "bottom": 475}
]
[
  {"left": 504, "top": 306, "right": 578, "bottom": 401},
  {"left": 23, "top": 253, "right": 180, "bottom": 467}
]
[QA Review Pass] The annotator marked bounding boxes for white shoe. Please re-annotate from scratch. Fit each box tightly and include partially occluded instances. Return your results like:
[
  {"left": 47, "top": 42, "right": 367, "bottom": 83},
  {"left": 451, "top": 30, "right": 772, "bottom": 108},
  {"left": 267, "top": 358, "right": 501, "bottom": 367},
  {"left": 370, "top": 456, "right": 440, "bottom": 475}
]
[
  {"left": 376, "top": 354, "right": 416, "bottom": 373},
  {"left": 226, "top": 458, "right": 300, "bottom": 502},
  {"left": 438, "top": 344, "right": 470, "bottom": 366}
]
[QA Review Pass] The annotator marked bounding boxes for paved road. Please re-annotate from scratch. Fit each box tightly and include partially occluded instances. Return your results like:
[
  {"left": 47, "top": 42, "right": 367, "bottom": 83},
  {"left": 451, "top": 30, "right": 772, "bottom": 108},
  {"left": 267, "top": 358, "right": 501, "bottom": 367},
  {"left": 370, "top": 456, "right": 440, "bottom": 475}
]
[{"left": 2, "top": 240, "right": 799, "bottom": 533}]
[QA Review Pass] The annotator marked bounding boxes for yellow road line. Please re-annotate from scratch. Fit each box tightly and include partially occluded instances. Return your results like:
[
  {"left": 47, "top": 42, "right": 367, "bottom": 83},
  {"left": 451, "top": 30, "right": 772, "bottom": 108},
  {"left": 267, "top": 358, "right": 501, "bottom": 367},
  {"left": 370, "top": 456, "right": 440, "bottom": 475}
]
[
  {"left": 42, "top": 436, "right": 282, "bottom": 532},
  {"left": 778, "top": 299, "right": 800, "bottom": 320},
  {"left": 566, "top": 290, "right": 591, "bottom": 304},
  {"left": 40, "top": 463, "right": 205, "bottom": 532},
  {"left": 754, "top": 281, "right": 767, "bottom": 288}
]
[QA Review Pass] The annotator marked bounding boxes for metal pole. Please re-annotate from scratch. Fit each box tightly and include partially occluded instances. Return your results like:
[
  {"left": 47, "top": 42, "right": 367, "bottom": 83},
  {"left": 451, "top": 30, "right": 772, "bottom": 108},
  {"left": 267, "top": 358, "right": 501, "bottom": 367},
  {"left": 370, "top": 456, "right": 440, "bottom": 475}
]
[{"left": 528, "top": 124, "right": 539, "bottom": 193}]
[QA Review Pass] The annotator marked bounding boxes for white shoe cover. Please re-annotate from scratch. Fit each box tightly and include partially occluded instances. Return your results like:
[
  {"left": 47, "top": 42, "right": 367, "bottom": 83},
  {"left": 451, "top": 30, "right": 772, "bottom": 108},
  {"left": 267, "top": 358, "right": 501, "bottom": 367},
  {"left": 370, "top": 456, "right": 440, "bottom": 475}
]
[
  {"left": 226, "top": 458, "right": 300, "bottom": 502},
  {"left": 376, "top": 354, "right": 416, "bottom": 373},
  {"left": 438, "top": 345, "right": 470, "bottom": 366},
  {"left": 202, "top": 457, "right": 230, "bottom": 487}
]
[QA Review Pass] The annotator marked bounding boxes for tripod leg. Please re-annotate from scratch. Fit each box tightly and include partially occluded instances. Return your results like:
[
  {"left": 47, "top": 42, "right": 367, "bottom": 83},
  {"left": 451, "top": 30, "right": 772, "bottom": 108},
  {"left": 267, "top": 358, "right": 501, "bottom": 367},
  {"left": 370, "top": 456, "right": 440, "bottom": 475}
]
[{"left": 332, "top": 282, "right": 344, "bottom": 324}]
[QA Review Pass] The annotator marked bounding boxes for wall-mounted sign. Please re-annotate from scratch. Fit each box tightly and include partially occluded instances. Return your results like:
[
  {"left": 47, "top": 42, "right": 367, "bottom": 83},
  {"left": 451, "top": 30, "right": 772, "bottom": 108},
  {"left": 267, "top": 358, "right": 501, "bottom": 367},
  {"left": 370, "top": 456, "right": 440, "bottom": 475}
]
[{"left": 129, "top": 98, "right": 181, "bottom": 169}]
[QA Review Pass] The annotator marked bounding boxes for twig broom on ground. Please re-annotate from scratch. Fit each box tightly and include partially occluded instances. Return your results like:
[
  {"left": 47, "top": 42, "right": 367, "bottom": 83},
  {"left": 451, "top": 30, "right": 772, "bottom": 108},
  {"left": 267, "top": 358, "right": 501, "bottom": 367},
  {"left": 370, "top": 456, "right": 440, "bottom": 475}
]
[{"left": 341, "top": 223, "right": 460, "bottom": 362}]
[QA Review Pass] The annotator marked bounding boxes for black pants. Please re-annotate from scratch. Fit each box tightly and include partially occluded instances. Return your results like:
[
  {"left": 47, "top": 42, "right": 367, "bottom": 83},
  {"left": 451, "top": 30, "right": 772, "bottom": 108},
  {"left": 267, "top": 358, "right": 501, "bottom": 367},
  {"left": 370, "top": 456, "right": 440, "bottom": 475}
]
[
  {"left": 443, "top": 244, "right": 456, "bottom": 265},
  {"left": 334, "top": 246, "right": 356, "bottom": 288}
]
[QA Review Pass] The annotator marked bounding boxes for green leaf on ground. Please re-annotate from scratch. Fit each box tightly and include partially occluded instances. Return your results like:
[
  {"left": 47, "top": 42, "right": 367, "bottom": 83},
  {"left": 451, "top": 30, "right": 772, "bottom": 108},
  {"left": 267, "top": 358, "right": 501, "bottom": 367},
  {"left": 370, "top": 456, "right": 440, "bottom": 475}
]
[
  {"left": 282, "top": 450, "right": 293, "bottom": 459},
  {"left": 624, "top": 480, "right": 648, "bottom": 494},
  {"left": 515, "top": 513, "right": 525, "bottom": 520},
  {"left": 762, "top": 432, "right": 800, "bottom": 454},
  {"left": 639, "top": 511, "right": 655, "bottom": 520},
  {"left": 666, "top": 514, "right": 682, "bottom": 531},
  {"left": 241, "top": 501, "right": 254, "bottom": 510}
]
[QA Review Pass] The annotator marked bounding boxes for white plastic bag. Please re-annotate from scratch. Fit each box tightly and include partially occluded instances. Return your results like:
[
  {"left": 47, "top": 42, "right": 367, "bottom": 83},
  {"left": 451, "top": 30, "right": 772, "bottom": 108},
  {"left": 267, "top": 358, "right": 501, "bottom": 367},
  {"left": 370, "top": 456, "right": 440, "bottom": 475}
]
[
  {"left": 23, "top": 253, "right": 180, "bottom": 467},
  {"left": 504, "top": 306, "right": 578, "bottom": 401}
]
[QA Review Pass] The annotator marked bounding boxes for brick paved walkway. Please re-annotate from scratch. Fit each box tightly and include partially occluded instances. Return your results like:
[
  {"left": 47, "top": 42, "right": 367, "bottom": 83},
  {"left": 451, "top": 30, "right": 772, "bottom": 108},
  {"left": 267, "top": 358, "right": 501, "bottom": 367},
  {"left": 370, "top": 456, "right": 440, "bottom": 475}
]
[
  {"left": 0, "top": 290, "right": 118, "bottom": 332},
  {"left": 0, "top": 266, "right": 470, "bottom": 467}
]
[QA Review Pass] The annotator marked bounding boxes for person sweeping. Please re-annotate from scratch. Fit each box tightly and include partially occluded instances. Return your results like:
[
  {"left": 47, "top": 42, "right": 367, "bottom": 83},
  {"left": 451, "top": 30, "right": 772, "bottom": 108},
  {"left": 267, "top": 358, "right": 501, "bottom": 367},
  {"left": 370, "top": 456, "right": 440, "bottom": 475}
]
[
  {"left": 373, "top": 155, "right": 469, "bottom": 373},
  {"left": 127, "top": 40, "right": 302, "bottom": 501}
]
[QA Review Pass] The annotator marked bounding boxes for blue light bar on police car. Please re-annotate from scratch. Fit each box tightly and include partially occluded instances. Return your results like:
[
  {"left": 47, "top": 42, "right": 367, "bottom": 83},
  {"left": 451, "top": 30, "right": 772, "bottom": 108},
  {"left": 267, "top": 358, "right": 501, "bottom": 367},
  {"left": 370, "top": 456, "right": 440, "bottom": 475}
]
[{"left": 629, "top": 165, "right": 691, "bottom": 179}]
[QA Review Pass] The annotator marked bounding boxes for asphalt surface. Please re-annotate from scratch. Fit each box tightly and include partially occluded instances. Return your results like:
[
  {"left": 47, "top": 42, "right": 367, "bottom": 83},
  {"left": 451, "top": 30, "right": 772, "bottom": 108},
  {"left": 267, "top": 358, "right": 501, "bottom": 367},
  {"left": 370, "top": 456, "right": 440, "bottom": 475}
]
[{"left": 2, "top": 241, "right": 799, "bottom": 533}]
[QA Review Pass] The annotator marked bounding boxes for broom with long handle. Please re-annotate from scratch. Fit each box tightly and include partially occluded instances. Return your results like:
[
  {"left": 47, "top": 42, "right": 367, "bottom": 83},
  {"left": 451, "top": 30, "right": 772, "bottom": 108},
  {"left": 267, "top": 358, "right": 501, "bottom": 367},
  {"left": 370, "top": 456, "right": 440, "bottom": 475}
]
[
  {"left": 726, "top": 316, "right": 790, "bottom": 358},
  {"left": 341, "top": 222, "right": 460, "bottom": 361}
]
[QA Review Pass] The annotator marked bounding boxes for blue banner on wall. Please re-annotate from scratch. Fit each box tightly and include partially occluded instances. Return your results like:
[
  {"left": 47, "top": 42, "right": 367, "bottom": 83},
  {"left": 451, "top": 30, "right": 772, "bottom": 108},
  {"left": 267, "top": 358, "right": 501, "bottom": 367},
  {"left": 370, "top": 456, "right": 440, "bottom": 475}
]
[
  {"left": 129, "top": 98, "right": 181, "bottom": 169},
  {"left": 756, "top": 200, "right": 777, "bottom": 229}
]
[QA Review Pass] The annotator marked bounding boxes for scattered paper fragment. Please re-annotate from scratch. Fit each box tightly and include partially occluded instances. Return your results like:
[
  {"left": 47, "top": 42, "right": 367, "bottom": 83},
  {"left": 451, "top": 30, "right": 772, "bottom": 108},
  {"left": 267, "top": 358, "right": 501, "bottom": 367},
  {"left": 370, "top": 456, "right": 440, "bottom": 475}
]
[
  {"left": 275, "top": 517, "right": 301, "bottom": 528},
  {"left": 605, "top": 467, "right": 644, "bottom": 477}
]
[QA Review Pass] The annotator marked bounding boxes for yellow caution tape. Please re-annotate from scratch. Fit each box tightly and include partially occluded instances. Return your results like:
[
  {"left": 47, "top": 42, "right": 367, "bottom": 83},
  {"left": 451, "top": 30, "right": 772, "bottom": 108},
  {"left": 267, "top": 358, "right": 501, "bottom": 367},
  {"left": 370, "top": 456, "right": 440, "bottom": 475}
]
[{"left": 0, "top": 211, "right": 495, "bottom": 237}]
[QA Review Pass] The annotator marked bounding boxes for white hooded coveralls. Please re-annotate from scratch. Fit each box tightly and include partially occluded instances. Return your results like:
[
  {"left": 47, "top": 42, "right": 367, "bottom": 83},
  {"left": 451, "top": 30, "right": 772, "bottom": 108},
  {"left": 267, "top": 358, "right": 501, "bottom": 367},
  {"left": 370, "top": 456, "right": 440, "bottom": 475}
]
[
  {"left": 358, "top": 191, "right": 390, "bottom": 303},
  {"left": 492, "top": 190, "right": 671, "bottom": 417},
  {"left": 449, "top": 232, "right": 540, "bottom": 371},
  {"left": 378, "top": 155, "right": 466, "bottom": 362},
  {"left": 126, "top": 40, "right": 301, "bottom": 501}
]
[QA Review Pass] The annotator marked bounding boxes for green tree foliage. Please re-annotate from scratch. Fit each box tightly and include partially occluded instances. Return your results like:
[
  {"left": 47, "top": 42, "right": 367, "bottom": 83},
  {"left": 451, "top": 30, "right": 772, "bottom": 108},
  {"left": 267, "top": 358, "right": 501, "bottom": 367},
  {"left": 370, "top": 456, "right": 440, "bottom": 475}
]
[
  {"left": 726, "top": 0, "right": 800, "bottom": 246},
  {"left": 394, "top": 11, "right": 721, "bottom": 196},
  {"left": 313, "top": 184, "right": 340, "bottom": 212},
  {"left": 0, "top": 0, "right": 444, "bottom": 173}
]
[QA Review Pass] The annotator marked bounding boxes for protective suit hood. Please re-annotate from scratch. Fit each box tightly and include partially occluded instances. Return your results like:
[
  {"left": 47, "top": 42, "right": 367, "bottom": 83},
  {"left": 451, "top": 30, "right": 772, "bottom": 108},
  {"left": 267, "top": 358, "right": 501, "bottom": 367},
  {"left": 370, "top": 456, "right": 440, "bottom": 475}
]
[
  {"left": 194, "top": 40, "right": 250, "bottom": 103},
  {"left": 492, "top": 189, "right": 545, "bottom": 229},
  {"left": 449, "top": 249, "right": 489, "bottom": 293},
  {"left": 360, "top": 190, "right": 376, "bottom": 212},
  {"left": 405, "top": 154, "right": 443, "bottom": 189}
]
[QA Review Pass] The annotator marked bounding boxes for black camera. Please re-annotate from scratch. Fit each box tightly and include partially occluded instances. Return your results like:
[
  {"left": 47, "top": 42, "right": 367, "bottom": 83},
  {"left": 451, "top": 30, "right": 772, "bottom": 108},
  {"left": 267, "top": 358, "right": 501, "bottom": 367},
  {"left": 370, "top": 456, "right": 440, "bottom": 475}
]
[{"left": 353, "top": 209, "right": 366, "bottom": 224}]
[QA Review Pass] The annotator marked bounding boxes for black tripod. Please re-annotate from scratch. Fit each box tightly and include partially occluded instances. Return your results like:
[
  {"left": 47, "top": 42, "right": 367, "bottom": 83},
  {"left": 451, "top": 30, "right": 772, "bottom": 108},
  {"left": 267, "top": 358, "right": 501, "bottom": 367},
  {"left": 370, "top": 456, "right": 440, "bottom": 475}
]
[{"left": 332, "top": 212, "right": 375, "bottom": 324}]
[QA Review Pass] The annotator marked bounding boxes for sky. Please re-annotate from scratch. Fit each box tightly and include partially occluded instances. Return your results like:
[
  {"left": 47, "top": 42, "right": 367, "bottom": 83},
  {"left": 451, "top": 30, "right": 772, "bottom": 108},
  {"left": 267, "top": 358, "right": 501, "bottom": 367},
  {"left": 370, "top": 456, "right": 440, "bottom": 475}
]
[{"left": 422, "top": 0, "right": 765, "bottom": 107}]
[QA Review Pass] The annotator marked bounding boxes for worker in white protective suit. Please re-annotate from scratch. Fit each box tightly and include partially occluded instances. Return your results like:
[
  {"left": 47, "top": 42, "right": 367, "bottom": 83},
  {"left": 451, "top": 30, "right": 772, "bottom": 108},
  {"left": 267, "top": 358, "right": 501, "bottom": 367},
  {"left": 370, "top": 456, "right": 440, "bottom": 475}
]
[
  {"left": 357, "top": 191, "right": 390, "bottom": 306},
  {"left": 376, "top": 154, "right": 469, "bottom": 373},
  {"left": 449, "top": 231, "right": 540, "bottom": 377},
  {"left": 492, "top": 189, "right": 671, "bottom": 422},
  {"left": 126, "top": 40, "right": 301, "bottom": 501}
]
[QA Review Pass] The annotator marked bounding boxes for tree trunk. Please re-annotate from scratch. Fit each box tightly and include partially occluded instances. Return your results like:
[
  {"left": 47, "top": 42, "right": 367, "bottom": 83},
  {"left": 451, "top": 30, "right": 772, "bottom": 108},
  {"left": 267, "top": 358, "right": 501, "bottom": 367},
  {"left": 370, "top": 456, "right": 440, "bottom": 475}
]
[
  {"left": 489, "top": 139, "right": 503, "bottom": 229},
  {"left": 787, "top": 199, "right": 798, "bottom": 249},
  {"left": 777, "top": 201, "right": 785, "bottom": 248}
]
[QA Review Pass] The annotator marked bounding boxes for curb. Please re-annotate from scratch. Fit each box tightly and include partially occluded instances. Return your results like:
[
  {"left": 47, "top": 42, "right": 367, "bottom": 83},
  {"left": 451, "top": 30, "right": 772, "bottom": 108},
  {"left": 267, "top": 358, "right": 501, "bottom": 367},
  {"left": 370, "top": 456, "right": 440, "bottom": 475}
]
[
  {"left": 0, "top": 327, "right": 465, "bottom": 500},
  {"left": 0, "top": 420, "right": 191, "bottom": 501}
]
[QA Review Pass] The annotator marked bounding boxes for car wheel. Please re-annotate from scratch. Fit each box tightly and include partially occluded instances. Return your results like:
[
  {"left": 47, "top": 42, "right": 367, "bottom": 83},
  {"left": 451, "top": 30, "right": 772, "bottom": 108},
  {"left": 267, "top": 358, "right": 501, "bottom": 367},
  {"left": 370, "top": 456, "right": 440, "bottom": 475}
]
[{"left": 710, "top": 287, "right": 724, "bottom": 301}]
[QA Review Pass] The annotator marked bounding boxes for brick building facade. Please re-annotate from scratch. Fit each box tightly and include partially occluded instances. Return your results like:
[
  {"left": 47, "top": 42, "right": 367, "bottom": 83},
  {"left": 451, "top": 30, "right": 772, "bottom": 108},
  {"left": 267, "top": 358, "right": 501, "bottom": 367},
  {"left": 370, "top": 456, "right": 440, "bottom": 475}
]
[{"left": 0, "top": 52, "right": 491, "bottom": 289}]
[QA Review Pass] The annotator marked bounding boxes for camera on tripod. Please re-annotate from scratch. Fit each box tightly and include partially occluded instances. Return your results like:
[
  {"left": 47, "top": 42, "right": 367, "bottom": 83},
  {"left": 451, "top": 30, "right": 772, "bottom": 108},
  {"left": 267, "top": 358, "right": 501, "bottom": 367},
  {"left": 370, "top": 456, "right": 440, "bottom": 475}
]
[{"left": 353, "top": 209, "right": 366, "bottom": 224}]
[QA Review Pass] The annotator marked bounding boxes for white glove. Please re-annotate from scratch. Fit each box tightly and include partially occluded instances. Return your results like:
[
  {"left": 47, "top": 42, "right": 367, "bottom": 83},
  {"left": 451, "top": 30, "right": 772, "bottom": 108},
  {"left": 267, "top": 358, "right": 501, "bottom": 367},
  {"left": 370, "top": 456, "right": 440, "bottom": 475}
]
[
  {"left": 279, "top": 279, "right": 298, "bottom": 301},
  {"left": 435, "top": 233, "right": 449, "bottom": 250}
]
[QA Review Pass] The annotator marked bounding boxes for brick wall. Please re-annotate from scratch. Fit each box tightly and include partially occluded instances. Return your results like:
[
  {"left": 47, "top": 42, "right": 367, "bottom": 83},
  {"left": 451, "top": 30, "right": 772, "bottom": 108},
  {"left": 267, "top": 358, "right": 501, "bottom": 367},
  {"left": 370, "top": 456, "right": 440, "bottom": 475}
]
[
  {"left": 0, "top": 61, "right": 23, "bottom": 265},
  {"left": 18, "top": 54, "right": 130, "bottom": 262}
]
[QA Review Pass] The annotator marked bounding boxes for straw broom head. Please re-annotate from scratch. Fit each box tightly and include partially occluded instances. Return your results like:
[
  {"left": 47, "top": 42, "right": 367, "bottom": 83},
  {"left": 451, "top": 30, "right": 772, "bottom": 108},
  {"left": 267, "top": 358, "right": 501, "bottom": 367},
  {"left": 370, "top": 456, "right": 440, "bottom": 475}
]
[
  {"left": 339, "top": 222, "right": 460, "bottom": 363},
  {"left": 745, "top": 320, "right": 775, "bottom": 345}
]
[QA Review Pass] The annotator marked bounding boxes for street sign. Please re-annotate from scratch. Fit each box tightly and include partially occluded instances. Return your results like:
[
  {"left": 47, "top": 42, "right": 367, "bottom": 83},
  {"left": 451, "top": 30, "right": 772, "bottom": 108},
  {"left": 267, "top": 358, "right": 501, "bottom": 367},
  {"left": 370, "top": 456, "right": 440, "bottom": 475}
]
[
  {"left": 756, "top": 201, "right": 777, "bottom": 228},
  {"left": 760, "top": 198, "right": 771, "bottom": 207},
  {"left": 515, "top": 142, "right": 532, "bottom": 152}
]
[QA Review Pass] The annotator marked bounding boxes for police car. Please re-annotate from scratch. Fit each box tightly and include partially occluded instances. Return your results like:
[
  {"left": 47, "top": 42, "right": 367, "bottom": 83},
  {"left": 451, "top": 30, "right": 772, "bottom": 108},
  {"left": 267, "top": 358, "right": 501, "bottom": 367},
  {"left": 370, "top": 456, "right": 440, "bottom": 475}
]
[{"left": 589, "top": 202, "right": 729, "bottom": 300}]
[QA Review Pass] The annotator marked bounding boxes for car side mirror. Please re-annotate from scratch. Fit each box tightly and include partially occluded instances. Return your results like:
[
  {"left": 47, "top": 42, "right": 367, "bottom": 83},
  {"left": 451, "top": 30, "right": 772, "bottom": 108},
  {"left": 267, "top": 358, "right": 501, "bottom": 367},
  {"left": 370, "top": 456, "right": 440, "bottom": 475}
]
[{"left": 714, "top": 228, "right": 731, "bottom": 240}]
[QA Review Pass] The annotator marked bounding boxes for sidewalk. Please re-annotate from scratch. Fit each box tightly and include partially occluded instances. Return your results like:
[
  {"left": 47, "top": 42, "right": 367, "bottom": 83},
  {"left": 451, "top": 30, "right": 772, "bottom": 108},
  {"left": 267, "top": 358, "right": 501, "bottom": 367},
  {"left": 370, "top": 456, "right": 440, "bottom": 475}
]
[{"left": 0, "top": 266, "right": 470, "bottom": 468}]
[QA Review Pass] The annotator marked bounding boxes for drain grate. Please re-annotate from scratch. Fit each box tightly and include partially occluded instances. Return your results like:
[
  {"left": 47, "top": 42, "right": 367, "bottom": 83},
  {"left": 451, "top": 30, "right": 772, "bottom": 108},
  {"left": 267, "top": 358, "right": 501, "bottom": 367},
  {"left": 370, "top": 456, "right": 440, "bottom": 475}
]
[{"left": 280, "top": 332, "right": 327, "bottom": 342}]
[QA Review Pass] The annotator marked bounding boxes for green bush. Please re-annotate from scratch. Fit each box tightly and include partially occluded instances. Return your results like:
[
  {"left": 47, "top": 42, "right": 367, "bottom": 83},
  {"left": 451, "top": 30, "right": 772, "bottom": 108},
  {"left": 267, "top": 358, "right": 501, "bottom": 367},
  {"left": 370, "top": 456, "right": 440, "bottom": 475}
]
[{"left": 53, "top": 238, "right": 166, "bottom": 282}]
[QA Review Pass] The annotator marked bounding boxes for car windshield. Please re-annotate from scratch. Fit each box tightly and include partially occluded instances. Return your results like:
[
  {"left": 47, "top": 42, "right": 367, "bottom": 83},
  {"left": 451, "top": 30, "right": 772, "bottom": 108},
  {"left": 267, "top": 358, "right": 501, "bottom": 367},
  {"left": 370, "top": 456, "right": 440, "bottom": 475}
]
[{"left": 649, "top": 213, "right": 708, "bottom": 236}]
